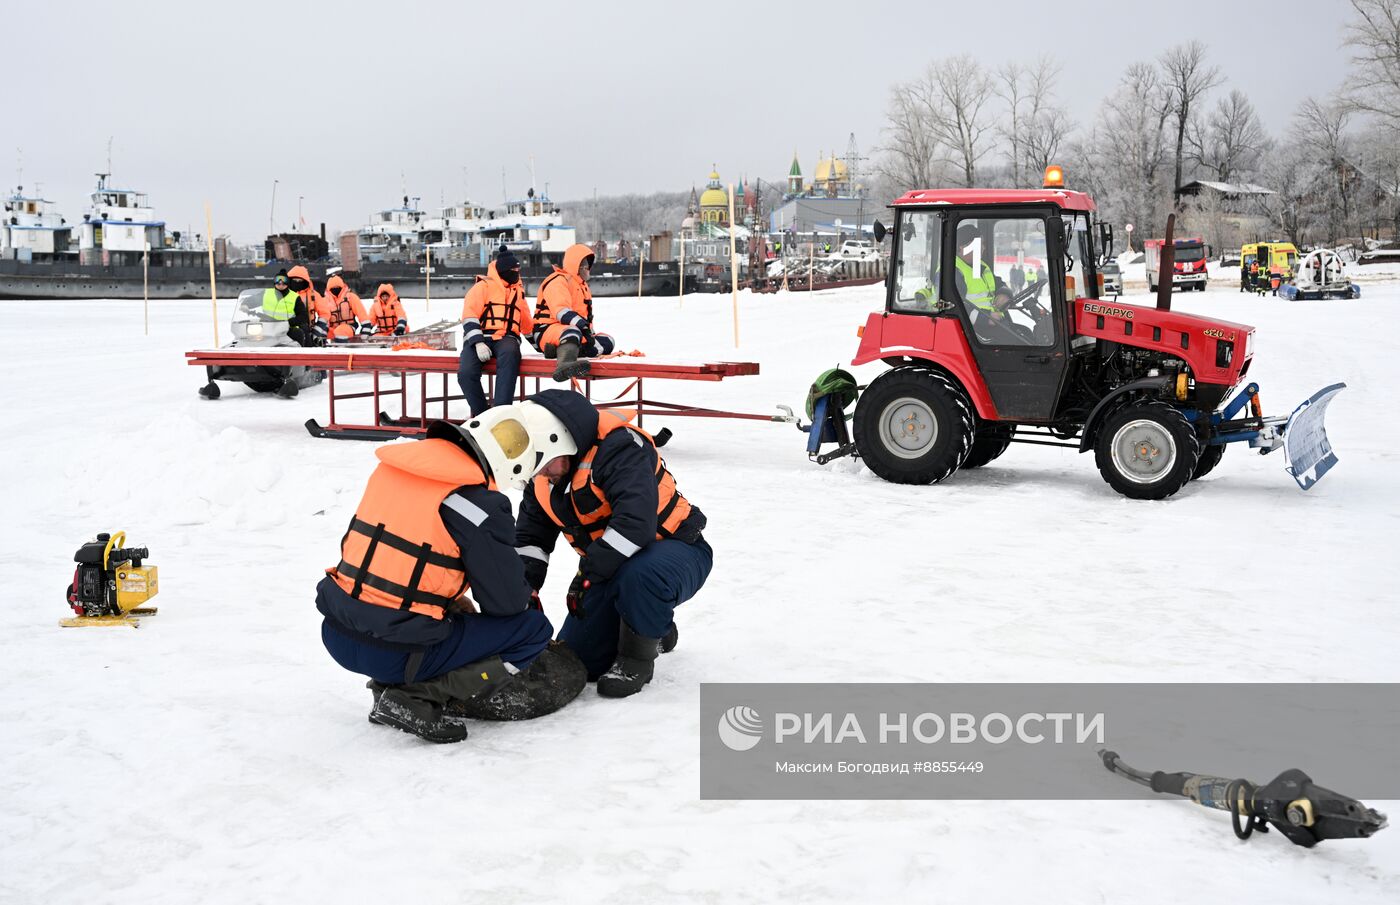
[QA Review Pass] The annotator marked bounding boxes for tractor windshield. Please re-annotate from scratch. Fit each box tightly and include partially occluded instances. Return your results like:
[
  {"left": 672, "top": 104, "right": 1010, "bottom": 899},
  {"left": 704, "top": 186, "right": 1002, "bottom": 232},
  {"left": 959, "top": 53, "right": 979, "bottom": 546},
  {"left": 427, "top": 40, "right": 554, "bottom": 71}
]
[
  {"left": 951, "top": 215, "right": 1056, "bottom": 347},
  {"left": 892, "top": 211, "right": 943, "bottom": 313}
]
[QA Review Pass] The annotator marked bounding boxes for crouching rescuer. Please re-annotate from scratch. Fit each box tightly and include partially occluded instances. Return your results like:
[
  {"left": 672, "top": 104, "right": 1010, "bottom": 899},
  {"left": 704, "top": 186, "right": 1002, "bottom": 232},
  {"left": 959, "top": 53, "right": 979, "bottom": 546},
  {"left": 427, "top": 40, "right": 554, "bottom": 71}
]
[
  {"left": 315, "top": 411, "right": 587, "bottom": 743},
  {"left": 515, "top": 390, "right": 712, "bottom": 697}
]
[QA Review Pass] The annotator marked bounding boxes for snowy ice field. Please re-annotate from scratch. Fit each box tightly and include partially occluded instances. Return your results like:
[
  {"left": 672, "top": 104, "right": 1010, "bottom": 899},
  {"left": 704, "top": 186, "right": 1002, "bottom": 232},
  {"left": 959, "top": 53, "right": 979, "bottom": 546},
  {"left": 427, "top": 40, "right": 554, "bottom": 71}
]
[{"left": 2, "top": 268, "right": 1398, "bottom": 903}]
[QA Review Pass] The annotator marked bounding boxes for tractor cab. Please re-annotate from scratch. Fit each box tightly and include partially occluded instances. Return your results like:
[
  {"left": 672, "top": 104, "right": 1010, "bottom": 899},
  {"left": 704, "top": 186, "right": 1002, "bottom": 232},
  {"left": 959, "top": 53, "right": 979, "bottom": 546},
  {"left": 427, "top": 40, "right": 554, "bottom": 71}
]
[{"left": 862, "top": 187, "right": 1106, "bottom": 423}]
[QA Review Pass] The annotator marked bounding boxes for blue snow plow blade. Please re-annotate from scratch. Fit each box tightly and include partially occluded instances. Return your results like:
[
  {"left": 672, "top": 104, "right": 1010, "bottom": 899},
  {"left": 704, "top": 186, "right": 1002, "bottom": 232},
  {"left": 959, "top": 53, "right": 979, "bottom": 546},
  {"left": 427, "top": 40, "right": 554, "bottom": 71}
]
[{"left": 1284, "top": 383, "right": 1347, "bottom": 490}]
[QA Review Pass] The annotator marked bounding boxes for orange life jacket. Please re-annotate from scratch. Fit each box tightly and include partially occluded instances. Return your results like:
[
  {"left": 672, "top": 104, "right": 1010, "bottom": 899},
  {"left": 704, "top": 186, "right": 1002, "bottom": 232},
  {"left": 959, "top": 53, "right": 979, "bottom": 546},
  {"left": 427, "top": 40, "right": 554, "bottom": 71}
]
[
  {"left": 369, "top": 283, "right": 407, "bottom": 334},
  {"left": 462, "top": 263, "right": 531, "bottom": 339},
  {"left": 531, "top": 412, "right": 692, "bottom": 555},
  {"left": 534, "top": 243, "right": 594, "bottom": 332},
  {"left": 328, "top": 439, "right": 484, "bottom": 619},
  {"left": 288, "top": 265, "right": 327, "bottom": 323},
  {"left": 325, "top": 275, "right": 366, "bottom": 339}
]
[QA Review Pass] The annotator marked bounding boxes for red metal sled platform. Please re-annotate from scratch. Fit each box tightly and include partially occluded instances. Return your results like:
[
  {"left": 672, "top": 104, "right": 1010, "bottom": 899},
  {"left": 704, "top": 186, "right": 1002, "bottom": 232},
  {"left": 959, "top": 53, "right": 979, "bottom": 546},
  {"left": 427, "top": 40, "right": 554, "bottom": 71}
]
[{"left": 186, "top": 347, "right": 770, "bottom": 440}]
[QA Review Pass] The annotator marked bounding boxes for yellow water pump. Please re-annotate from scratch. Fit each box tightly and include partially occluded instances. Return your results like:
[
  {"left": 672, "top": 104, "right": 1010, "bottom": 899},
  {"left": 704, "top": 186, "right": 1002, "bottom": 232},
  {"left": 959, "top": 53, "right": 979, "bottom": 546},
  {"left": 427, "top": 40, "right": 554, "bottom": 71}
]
[{"left": 62, "top": 531, "right": 159, "bottom": 627}]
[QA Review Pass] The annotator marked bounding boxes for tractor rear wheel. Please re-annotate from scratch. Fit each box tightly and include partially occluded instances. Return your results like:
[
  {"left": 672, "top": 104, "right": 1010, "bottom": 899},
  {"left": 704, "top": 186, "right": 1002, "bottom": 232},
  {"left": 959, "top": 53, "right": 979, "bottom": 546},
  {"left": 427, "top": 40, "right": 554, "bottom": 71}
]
[
  {"left": 1094, "top": 402, "right": 1200, "bottom": 500},
  {"left": 854, "top": 367, "right": 973, "bottom": 485},
  {"left": 1192, "top": 443, "right": 1226, "bottom": 480},
  {"left": 963, "top": 422, "right": 1014, "bottom": 469}
]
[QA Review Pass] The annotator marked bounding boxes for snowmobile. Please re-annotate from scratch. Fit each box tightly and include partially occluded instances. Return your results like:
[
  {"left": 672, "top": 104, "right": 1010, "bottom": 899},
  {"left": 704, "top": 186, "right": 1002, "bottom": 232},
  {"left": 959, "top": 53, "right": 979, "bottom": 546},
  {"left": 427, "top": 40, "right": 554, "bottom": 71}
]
[{"left": 196, "top": 288, "right": 326, "bottom": 399}]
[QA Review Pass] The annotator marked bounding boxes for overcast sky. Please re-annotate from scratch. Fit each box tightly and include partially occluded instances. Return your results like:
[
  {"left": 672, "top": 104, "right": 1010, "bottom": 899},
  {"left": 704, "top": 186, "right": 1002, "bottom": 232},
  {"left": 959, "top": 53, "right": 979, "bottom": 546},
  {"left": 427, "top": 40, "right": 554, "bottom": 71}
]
[{"left": 9, "top": 0, "right": 1355, "bottom": 242}]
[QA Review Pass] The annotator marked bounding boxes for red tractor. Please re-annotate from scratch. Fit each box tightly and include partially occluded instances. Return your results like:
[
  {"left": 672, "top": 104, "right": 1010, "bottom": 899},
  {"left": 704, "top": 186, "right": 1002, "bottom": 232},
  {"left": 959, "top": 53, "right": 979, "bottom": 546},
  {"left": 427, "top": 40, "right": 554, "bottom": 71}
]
[{"left": 806, "top": 176, "right": 1344, "bottom": 500}]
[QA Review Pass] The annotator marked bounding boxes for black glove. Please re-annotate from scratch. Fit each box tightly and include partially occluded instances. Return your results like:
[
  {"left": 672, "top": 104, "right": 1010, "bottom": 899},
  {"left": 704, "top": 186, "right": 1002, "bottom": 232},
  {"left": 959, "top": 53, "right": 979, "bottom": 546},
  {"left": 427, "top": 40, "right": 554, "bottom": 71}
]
[
  {"left": 565, "top": 570, "right": 588, "bottom": 618},
  {"left": 394, "top": 322, "right": 407, "bottom": 335},
  {"left": 522, "top": 557, "right": 548, "bottom": 591},
  {"left": 581, "top": 539, "right": 628, "bottom": 583}
]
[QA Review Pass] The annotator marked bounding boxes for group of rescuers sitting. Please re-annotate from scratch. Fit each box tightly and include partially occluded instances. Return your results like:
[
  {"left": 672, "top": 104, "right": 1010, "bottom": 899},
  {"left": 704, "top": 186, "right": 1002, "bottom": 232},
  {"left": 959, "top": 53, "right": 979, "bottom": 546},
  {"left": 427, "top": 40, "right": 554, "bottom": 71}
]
[{"left": 264, "top": 243, "right": 613, "bottom": 414}]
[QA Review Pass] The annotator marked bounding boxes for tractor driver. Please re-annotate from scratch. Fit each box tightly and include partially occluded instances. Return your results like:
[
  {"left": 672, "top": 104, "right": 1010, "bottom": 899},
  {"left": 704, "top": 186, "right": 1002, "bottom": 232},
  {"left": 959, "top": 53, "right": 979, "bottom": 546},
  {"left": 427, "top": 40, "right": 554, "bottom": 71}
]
[{"left": 947, "top": 222, "right": 1042, "bottom": 345}]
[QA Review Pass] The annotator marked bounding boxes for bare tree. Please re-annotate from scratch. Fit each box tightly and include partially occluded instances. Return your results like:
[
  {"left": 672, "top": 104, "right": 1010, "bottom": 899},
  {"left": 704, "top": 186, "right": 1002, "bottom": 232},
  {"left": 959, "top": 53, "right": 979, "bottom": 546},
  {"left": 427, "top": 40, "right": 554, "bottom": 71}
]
[
  {"left": 1187, "top": 89, "right": 1270, "bottom": 183},
  {"left": 1344, "top": 0, "right": 1400, "bottom": 129},
  {"left": 1254, "top": 142, "right": 1326, "bottom": 246},
  {"left": 1094, "top": 62, "right": 1174, "bottom": 243},
  {"left": 931, "top": 55, "right": 995, "bottom": 187},
  {"left": 1160, "top": 41, "right": 1222, "bottom": 200},
  {"left": 1296, "top": 97, "right": 1356, "bottom": 241},
  {"left": 877, "top": 70, "right": 945, "bottom": 192},
  {"left": 995, "top": 56, "right": 1066, "bottom": 186},
  {"left": 994, "top": 62, "right": 1027, "bottom": 186},
  {"left": 1025, "top": 107, "right": 1075, "bottom": 179}
]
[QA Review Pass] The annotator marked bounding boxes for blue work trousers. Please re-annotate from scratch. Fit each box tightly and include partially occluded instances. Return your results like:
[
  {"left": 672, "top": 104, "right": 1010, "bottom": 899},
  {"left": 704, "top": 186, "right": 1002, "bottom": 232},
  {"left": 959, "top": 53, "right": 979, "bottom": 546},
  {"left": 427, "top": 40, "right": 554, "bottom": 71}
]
[
  {"left": 558, "top": 537, "right": 713, "bottom": 679},
  {"left": 457, "top": 335, "right": 523, "bottom": 416}
]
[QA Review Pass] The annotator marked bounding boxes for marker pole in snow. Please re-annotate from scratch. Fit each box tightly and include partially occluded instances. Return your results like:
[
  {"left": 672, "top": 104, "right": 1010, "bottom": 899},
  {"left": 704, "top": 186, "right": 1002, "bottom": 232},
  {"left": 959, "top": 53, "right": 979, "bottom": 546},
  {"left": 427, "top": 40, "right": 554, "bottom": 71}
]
[
  {"left": 142, "top": 241, "right": 149, "bottom": 336},
  {"left": 729, "top": 184, "right": 739, "bottom": 347},
  {"left": 637, "top": 236, "right": 644, "bottom": 298},
  {"left": 1099, "top": 749, "right": 1386, "bottom": 848},
  {"left": 204, "top": 202, "right": 219, "bottom": 347},
  {"left": 677, "top": 232, "right": 685, "bottom": 308}
]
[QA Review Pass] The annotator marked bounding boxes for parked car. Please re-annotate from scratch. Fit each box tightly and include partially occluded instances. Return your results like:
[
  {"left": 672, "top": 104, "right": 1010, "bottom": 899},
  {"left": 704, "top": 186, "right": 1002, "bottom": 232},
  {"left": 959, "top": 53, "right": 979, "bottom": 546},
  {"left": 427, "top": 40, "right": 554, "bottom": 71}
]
[
  {"left": 839, "top": 240, "right": 880, "bottom": 261},
  {"left": 1100, "top": 260, "right": 1123, "bottom": 295}
]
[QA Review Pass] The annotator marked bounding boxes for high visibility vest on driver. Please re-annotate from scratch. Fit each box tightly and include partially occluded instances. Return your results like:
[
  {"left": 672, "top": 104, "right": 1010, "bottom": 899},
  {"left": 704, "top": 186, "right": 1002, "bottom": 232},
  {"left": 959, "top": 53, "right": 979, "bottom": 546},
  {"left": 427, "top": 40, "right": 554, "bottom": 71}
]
[
  {"left": 954, "top": 256, "right": 998, "bottom": 312},
  {"left": 261, "top": 287, "right": 297, "bottom": 320}
]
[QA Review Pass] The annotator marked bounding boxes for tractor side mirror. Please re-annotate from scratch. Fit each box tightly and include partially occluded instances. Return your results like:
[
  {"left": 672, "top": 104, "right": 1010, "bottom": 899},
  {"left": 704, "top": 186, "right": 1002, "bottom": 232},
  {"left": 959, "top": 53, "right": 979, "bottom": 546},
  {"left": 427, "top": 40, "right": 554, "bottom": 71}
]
[
  {"left": 873, "top": 220, "right": 887, "bottom": 243},
  {"left": 1098, "top": 223, "right": 1114, "bottom": 263}
]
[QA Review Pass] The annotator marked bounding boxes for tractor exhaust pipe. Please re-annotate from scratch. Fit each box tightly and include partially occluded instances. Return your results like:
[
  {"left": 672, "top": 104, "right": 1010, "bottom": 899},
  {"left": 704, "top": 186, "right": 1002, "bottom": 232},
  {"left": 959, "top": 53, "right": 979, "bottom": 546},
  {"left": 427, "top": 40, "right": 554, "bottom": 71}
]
[{"left": 1157, "top": 214, "right": 1176, "bottom": 312}]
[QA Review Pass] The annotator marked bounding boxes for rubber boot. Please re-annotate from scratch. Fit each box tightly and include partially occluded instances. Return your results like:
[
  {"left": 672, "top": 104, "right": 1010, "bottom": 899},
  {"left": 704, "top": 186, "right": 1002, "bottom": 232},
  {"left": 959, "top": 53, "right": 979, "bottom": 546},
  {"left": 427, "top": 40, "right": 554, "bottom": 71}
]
[
  {"left": 552, "top": 339, "right": 590, "bottom": 382},
  {"left": 370, "top": 688, "right": 468, "bottom": 743},
  {"left": 366, "top": 679, "right": 387, "bottom": 724},
  {"left": 276, "top": 376, "right": 300, "bottom": 398},
  {"left": 444, "top": 641, "right": 587, "bottom": 721},
  {"left": 198, "top": 381, "right": 221, "bottom": 399},
  {"left": 597, "top": 622, "right": 662, "bottom": 698}
]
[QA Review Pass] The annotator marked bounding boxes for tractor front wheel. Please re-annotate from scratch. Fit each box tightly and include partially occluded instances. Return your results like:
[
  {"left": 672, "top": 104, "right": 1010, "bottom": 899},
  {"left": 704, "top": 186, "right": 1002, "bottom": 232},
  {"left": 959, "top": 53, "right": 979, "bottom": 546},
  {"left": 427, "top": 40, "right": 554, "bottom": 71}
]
[
  {"left": 854, "top": 367, "right": 973, "bottom": 485},
  {"left": 1094, "top": 402, "right": 1201, "bottom": 500}
]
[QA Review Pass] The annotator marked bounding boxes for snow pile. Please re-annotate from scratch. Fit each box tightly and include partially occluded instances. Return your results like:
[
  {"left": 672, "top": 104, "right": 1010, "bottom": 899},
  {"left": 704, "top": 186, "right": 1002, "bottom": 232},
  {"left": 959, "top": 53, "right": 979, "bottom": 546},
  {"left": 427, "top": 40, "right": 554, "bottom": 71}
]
[{"left": 1, "top": 283, "right": 1397, "bottom": 903}]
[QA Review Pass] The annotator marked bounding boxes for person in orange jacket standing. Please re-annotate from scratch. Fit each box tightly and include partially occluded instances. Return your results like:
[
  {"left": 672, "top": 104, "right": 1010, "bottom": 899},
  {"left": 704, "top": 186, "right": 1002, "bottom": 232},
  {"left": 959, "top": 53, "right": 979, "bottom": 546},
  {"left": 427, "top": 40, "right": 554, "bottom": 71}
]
[
  {"left": 324, "top": 274, "right": 368, "bottom": 342},
  {"left": 367, "top": 283, "right": 409, "bottom": 337},
  {"left": 458, "top": 247, "right": 532, "bottom": 415},
  {"left": 530, "top": 243, "right": 615, "bottom": 381}
]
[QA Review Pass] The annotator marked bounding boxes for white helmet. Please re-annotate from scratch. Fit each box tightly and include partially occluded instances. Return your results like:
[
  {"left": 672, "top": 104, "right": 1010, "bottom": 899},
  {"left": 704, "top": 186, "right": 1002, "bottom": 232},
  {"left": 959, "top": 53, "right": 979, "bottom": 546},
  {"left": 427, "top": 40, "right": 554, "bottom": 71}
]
[
  {"left": 452, "top": 402, "right": 576, "bottom": 491},
  {"left": 516, "top": 399, "right": 579, "bottom": 472}
]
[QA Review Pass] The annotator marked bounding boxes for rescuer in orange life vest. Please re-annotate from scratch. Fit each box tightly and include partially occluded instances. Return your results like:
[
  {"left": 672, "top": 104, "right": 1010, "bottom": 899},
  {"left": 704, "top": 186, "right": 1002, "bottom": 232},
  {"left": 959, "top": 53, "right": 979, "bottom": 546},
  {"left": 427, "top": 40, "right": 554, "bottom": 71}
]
[
  {"left": 367, "top": 283, "right": 409, "bottom": 337},
  {"left": 286, "top": 264, "right": 329, "bottom": 345},
  {"left": 315, "top": 406, "right": 588, "bottom": 743},
  {"left": 457, "top": 247, "right": 532, "bottom": 415},
  {"left": 323, "top": 274, "right": 368, "bottom": 342},
  {"left": 514, "top": 390, "right": 712, "bottom": 697},
  {"left": 530, "top": 243, "right": 616, "bottom": 381}
]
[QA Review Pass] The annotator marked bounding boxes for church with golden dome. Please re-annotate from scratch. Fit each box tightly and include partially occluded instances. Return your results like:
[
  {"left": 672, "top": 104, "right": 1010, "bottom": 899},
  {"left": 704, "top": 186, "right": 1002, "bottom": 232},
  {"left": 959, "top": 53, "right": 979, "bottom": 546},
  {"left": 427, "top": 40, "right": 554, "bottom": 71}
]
[
  {"left": 770, "top": 147, "right": 870, "bottom": 240},
  {"left": 697, "top": 167, "right": 729, "bottom": 227}
]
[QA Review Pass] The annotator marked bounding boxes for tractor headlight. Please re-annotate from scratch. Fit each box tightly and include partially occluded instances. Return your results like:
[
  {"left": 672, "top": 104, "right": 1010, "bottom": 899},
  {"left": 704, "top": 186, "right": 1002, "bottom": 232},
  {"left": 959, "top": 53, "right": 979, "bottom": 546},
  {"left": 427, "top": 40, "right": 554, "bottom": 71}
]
[{"left": 1215, "top": 339, "right": 1234, "bottom": 369}]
